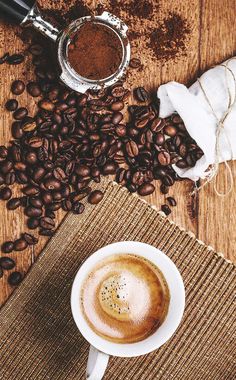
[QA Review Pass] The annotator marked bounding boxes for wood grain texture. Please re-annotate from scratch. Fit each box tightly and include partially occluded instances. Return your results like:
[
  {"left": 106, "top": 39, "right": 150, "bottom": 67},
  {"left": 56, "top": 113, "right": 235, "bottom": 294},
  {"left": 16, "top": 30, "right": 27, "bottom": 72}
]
[{"left": 0, "top": 0, "right": 235, "bottom": 305}]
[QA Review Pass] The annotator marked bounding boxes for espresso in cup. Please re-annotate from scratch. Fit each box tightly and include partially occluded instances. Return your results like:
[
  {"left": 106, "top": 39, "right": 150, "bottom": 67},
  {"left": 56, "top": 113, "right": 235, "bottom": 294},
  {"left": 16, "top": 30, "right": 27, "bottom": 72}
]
[{"left": 80, "top": 254, "right": 170, "bottom": 343}]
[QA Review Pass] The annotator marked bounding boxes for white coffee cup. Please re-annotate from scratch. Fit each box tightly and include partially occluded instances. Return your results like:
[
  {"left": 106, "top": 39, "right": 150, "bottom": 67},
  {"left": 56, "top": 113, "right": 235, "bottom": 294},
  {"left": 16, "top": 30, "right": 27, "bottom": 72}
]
[{"left": 71, "top": 241, "right": 185, "bottom": 380}]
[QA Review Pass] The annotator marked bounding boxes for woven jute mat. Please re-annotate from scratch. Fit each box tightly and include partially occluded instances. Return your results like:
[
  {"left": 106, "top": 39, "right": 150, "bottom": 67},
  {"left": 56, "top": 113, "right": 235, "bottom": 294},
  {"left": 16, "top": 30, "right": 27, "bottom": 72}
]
[{"left": 1, "top": 180, "right": 236, "bottom": 380}]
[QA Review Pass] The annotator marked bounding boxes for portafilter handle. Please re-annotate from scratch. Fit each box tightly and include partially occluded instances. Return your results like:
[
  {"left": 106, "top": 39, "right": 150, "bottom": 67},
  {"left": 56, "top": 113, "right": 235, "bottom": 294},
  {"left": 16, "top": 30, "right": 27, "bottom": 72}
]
[{"left": 0, "top": 0, "right": 60, "bottom": 42}]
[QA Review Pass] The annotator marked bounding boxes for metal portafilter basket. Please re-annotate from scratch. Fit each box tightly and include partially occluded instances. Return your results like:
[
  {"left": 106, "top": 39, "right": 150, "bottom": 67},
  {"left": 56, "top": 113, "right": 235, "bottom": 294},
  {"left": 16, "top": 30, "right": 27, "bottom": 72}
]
[{"left": 0, "top": 0, "right": 131, "bottom": 93}]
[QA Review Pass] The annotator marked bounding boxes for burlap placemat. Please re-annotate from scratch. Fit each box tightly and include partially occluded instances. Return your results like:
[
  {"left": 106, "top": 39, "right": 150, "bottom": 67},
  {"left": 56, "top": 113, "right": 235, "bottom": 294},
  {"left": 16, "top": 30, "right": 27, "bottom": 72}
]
[{"left": 1, "top": 180, "right": 236, "bottom": 380}]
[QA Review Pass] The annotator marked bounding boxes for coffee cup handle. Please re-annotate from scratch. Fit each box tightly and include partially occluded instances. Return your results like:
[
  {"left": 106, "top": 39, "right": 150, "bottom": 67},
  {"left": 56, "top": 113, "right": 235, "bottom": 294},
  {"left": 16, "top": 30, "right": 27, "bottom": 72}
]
[{"left": 86, "top": 345, "right": 110, "bottom": 380}]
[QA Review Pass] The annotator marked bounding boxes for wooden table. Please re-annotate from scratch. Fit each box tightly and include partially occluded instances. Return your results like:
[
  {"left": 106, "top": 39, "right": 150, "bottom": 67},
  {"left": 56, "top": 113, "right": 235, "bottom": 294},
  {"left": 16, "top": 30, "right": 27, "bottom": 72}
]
[{"left": 0, "top": 0, "right": 235, "bottom": 305}]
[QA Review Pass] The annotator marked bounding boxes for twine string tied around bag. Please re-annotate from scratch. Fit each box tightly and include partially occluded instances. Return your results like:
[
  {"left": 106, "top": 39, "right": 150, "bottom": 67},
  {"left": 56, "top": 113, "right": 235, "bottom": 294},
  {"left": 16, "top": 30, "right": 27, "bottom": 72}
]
[{"left": 195, "top": 58, "right": 236, "bottom": 196}]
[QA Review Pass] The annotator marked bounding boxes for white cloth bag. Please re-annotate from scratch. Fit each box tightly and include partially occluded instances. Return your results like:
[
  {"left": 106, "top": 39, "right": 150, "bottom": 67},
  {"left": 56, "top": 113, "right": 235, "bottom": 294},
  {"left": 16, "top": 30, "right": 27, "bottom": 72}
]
[{"left": 157, "top": 57, "right": 236, "bottom": 182}]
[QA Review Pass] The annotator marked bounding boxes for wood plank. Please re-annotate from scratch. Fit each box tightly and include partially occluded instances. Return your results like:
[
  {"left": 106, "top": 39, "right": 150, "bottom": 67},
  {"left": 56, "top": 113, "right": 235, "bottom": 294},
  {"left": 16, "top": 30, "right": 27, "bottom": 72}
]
[
  {"left": 198, "top": 0, "right": 236, "bottom": 260},
  {"left": 0, "top": 0, "right": 235, "bottom": 305}
]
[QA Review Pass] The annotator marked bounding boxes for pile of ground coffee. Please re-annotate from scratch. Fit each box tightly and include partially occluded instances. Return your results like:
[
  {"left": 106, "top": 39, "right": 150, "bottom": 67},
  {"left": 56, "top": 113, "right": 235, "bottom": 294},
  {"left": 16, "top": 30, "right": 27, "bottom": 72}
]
[
  {"left": 68, "top": 22, "right": 123, "bottom": 80},
  {"left": 42, "top": 0, "right": 190, "bottom": 64},
  {"left": 148, "top": 13, "right": 191, "bottom": 60}
]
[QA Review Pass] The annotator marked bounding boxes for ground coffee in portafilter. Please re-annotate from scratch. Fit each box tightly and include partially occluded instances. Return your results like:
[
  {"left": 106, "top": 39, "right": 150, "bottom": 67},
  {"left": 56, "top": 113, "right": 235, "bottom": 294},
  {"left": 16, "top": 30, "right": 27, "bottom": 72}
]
[
  {"left": 68, "top": 22, "right": 123, "bottom": 80},
  {"left": 0, "top": 42, "right": 203, "bottom": 287},
  {"left": 81, "top": 254, "right": 170, "bottom": 343}
]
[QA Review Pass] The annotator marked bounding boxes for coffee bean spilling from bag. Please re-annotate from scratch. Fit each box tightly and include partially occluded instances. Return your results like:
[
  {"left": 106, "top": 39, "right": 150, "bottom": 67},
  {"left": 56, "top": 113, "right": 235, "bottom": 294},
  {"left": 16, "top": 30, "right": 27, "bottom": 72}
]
[{"left": 0, "top": 44, "right": 203, "bottom": 284}]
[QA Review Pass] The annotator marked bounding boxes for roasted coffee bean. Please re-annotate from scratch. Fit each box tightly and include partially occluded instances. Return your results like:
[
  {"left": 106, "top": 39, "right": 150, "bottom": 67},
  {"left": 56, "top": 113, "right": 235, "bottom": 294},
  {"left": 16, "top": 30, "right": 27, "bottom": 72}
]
[
  {"left": 47, "top": 202, "right": 61, "bottom": 211},
  {"left": 126, "top": 140, "right": 139, "bottom": 157},
  {"left": 103, "top": 162, "right": 117, "bottom": 175},
  {"left": 0, "top": 145, "right": 8, "bottom": 158},
  {"left": 75, "top": 165, "right": 90, "bottom": 177},
  {"left": 157, "top": 151, "right": 171, "bottom": 166},
  {"left": 90, "top": 167, "right": 100, "bottom": 178},
  {"left": 135, "top": 117, "right": 149, "bottom": 129},
  {"left": 27, "top": 136, "right": 43, "bottom": 148},
  {"left": 25, "top": 152, "right": 38, "bottom": 165},
  {"left": 5, "top": 172, "right": 16, "bottom": 185},
  {"left": 14, "top": 238, "right": 28, "bottom": 251},
  {"left": 115, "top": 124, "right": 126, "bottom": 137},
  {"left": 29, "top": 197, "right": 43, "bottom": 208},
  {"left": 176, "top": 159, "right": 188, "bottom": 169},
  {"left": 167, "top": 197, "right": 177, "bottom": 206},
  {"left": 160, "top": 183, "right": 169, "bottom": 199},
  {"left": 134, "top": 87, "right": 149, "bottom": 102},
  {"left": 22, "top": 233, "right": 38, "bottom": 245},
  {"left": 112, "top": 112, "right": 123, "bottom": 125},
  {"left": 132, "top": 170, "right": 145, "bottom": 186},
  {"left": 88, "top": 190, "right": 104, "bottom": 204},
  {"left": 27, "top": 217, "right": 40, "bottom": 230},
  {"left": 11, "top": 80, "right": 25, "bottom": 95},
  {"left": 153, "top": 167, "right": 167, "bottom": 179},
  {"left": 0, "top": 159, "right": 13, "bottom": 174},
  {"left": 116, "top": 168, "right": 126, "bottom": 185},
  {"left": 138, "top": 183, "right": 155, "bottom": 196},
  {"left": 33, "top": 167, "right": 46, "bottom": 182},
  {"left": 44, "top": 178, "right": 61, "bottom": 191},
  {"left": 13, "top": 107, "right": 28, "bottom": 120},
  {"left": 111, "top": 86, "right": 125, "bottom": 98},
  {"left": 25, "top": 206, "right": 42, "bottom": 218},
  {"left": 22, "top": 185, "right": 39, "bottom": 196},
  {"left": 0, "top": 187, "right": 12, "bottom": 200},
  {"left": 0, "top": 266, "right": 2, "bottom": 278},
  {"left": 60, "top": 185, "right": 70, "bottom": 198},
  {"left": 162, "top": 174, "right": 174, "bottom": 187},
  {"left": 72, "top": 201, "right": 85, "bottom": 214},
  {"left": 150, "top": 118, "right": 164, "bottom": 132},
  {"left": 11, "top": 121, "right": 24, "bottom": 139},
  {"left": 39, "top": 228, "right": 54, "bottom": 237},
  {"left": 40, "top": 217, "right": 55, "bottom": 230},
  {"left": 38, "top": 99, "right": 55, "bottom": 112},
  {"left": 27, "top": 82, "right": 41, "bottom": 97},
  {"left": 186, "top": 153, "right": 196, "bottom": 167},
  {"left": 1, "top": 241, "right": 14, "bottom": 253},
  {"left": 10, "top": 145, "right": 21, "bottom": 162},
  {"left": 16, "top": 172, "right": 28, "bottom": 184},
  {"left": 164, "top": 124, "right": 177, "bottom": 137},
  {"left": 179, "top": 143, "right": 187, "bottom": 157},
  {"left": 8, "top": 271, "right": 23, "bottom": 286},
  {"left": 111, "top": 101, "right": 124, "bottom": 111},
  {"left": 53, "top": 191, "right": 62, "bottom": 201},
  {"left": 14, "top": 162, "right": 26, "bottom": 171},
  {"left": 129, "top": 58, "right": 141, "bottom": 68},
  {"left": 172, "top": 115, "right": 183, "bottom": 124},
  {"left": 154, "top": 132, "right": 165, "bottom": 145},
  {"left": 7, "top": 198, "right": 21, "bottom": 210},
  {"left": 0, "top": 257, "right": 15, "bottom": 270},
  {"left": 161, "top": 204, "right": 171, "bottom": 216},
  {"left": 42, "top": 191, "right": 53, "bottom": 205},
  {"left": 62, "top": 199, "right": 72, "bottom": 211},
  {"left": 5, "top": 99, "right": 18, "bottom": 111},
  {"left": 7, "top": 54, "right": 24, "bottom": 65}
]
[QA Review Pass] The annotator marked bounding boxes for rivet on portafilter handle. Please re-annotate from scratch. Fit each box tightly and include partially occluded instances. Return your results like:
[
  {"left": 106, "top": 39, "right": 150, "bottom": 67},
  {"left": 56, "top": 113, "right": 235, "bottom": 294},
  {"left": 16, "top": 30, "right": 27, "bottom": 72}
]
[{"left": 0, "top": 0, "right": 60, "bottom": 41}]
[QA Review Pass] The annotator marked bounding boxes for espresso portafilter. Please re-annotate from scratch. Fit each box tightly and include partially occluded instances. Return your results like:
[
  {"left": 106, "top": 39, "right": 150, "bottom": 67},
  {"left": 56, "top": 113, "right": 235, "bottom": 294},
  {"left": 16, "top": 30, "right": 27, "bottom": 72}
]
[{"left": 0, "top": 0, "right": 130, "bottom": 92}]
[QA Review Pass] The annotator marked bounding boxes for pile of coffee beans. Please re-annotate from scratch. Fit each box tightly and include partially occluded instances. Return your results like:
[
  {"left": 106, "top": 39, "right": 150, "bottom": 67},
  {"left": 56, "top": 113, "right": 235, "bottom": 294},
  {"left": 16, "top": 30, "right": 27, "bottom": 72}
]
[{"left": 0, "top": 43, "right": 203, "bottom": 285}]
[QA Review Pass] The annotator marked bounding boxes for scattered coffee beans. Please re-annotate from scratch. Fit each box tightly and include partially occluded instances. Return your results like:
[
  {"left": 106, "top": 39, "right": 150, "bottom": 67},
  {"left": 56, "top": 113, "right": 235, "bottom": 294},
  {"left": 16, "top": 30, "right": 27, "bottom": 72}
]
[{"left": 0, "top": 44, "right": 204, "bottom": 289}]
